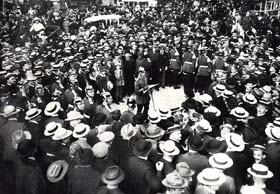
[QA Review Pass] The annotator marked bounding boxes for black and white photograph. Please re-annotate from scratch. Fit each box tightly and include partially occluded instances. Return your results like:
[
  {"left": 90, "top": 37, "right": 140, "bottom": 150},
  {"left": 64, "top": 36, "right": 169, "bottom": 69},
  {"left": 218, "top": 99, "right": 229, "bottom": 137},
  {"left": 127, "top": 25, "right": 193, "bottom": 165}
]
[{"left": 0, "top": 0, "right": 280, "bottom": 193}]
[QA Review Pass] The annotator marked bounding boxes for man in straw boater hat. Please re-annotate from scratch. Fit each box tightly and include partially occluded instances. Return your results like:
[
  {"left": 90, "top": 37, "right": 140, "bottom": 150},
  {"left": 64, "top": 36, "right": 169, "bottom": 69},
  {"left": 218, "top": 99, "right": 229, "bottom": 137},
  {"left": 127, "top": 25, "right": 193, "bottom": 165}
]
[
  {"left": 195, "top": 168, "right": 225, "bottom": 194},
  {"left": 264, "top": 121, "right": 280, "bottom": 193},
  {"left": 245, "top": 163, "right": 275, "bottom": 194},
  {"left": 24, "top": 107, "right": 43, "bottom": 144},
  {"left": 46, "top": 160, "right": 69, "bottom": 194},
  {"left": 44, "top": 101, "right": 64, "bottom": 126},
  {"left": 121, "top": 138, "right": 164, "bottom": 194},
  {"left": 225, "top": 132, "right": 249, "bottom": 193},
  {"left": 96, "top": 165, "right": 126, "bottom": 194},
  {"left": 0, "top": 105, "right": 25, "bottom": 161},
  {"left": 209, "top": 153, "right": 235, "bottom": 194}
]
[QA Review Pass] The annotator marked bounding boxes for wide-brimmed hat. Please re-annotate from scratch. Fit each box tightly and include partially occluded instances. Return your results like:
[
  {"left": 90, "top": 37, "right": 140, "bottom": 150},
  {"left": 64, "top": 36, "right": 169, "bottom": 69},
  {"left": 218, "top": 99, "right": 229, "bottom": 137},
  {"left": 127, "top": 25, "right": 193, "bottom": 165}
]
[
  {"left": 242, "top": 93, "right": 257, "bottom": 105},
  {"left": 145, "top": 125, "right": 165, "bottom": 139},
  {"left": 205, "top": 139, "right": 226, "bottom": 154},
  {"left": 247, "top": 164, "right": 273, "bottom": 179},
  {"left": 159, "top": 105, "right": 172, "bottom": 119},
  {"left": 65, "top": 111, "right": 84, "bottom": 121},
  {"left": 162, "top": 172, "right": 189, "bottom": 189},
  {"left": 194, "top": 119, "right": 212, "bottom": 133},
  {"left": 230, "top": 107, "right": 249, "bottom": 119},
  {"left": 148, "top": 111, "right": 161, "bottom": 124},
  {"left": 226, "top": 133, "right": 245, "bottom": 152},
  {"left": 187, "top": 135, "right": 204, "bottom": 151},
  {"left": 92, "top": 142, "right": 109, "bottom": 158},
  {"left": 265, "top": 125, "right": 280, "bottom": 141},
  {"left": 0, "top": 105, "right": 21, "bottom": 118},
  {"left": 204, "top": 106, "right": 221, "bottom": 117},
  {"left": 102, "top": 165, "right": 125, "bottom": 185},
  {"left": 52, "top": 128, "right": 72, "bottom": 141},
  {"left": 209, "top": 153, "right": 233, "bottom": 169},
  {"left": 44, "top": 101, "right": 61, "bottom": 116},
  {"left": 159, "top": 140, "right": 180, "bottom": 156},
  {"left": 213, "top": 84, "right": 226, "bottom": 93},
  {"left": 44, "top": 122, "right": 62, "bottom": 137},
  {"left": 197, "top": 168, "right": 225, "bottom": 186},
  {"left": 47, "top": 160, "right": 69, "bottom": 183},
  {"left": 250, "top": 144, "right": 266, "bottom": 152},
  {"left": 176, "top": 162, "right": 195, "bottom": 178},
  {"left": 25, "top": 108, "right": 42, "bottom": 120},
  {"left": 73, "top": 123, "right": 90, "bottom": 138},
  {"left": 12, "top": 130, "right": 32, "bottom": 149},
  {"left": 98, "top": 131, "right": 115, "bottom": 143},
  {"left": 120, "top": 123, "right": 137, "bottom": 140},
  {"left": 131, "top": 138, "right": 152, "bottom": 156},
  {"left": 219, "top": 124, "right": 235, "bottom": 132}
]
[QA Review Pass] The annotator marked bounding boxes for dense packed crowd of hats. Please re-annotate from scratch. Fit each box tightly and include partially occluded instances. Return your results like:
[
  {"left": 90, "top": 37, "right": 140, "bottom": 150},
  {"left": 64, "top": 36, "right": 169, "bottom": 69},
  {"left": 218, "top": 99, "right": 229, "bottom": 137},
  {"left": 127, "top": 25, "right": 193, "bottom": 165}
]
[{"left": 1, "top": 0, "right": 280, "bottom": 194}]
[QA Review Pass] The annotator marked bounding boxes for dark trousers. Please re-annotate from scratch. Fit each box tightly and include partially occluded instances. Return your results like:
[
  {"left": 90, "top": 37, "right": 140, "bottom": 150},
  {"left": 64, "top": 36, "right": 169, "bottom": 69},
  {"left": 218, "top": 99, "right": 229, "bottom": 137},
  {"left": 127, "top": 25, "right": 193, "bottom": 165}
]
[
  {"left": 196, "top": 75, "right": 212, "bottom": 93},
  {"left": 182, "top": 73, "right": 195, "bottom": 95},
  {"left": 137, "top": 103, "right": 149, "bottom": 116},
  {"left": 170, "top": 69, "right": 180, "bottom": 87}
]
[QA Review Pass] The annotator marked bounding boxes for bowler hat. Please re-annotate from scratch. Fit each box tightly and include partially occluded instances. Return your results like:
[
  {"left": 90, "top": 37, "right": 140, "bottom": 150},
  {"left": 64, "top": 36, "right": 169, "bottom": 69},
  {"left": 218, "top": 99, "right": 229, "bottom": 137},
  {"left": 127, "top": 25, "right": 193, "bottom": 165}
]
[{"left": 187, "top": 135, "right": 204, "bottom": 151}]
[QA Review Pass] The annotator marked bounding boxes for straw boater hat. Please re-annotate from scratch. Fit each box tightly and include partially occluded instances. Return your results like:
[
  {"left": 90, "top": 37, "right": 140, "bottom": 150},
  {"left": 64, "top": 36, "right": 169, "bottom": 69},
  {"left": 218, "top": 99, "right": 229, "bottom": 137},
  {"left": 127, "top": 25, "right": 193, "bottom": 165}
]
[
  {"left": 213, "top": 84, "right": 226, "bottom": 93},
  {"left": 230, "top": 107, "right": 249, "bottom": 119},
  {"left": 73, "top": 123, "right": 90, "bottom": 138},
  {"left": 44, "top": 122, "right": 62, "bottom": 137},
  {"left": 44, "top": 101, "right": 61, "bottom": 116},
  {"left": 0, "top": 105, "right": 21, "bottom": 118},
  {"left": 145, "top": 125, "right": 165, "bottom": 139},
  {"left": 159, "top": 105, "right": 172, "bottom": 119},
  {"left": 98, "top": 131, "right": 115, "bottom": 143},
  {"left": 197, "top": 168, "right": 225, "bottom": 186},
  {"left": 194, "top": 119, "right": 212, "bottom": 133},
  {"left": 226, "top": 133, "right": 245, "bottom": 152},
  {"left": 52, "top": 128, "right": 72, "bottom": 141},
  {"left": 148, "top": 111, "right": 161, "bottom": 124},
  {"left": 204, "top": 106, "right": 221, "bottom": 117},
  {"left": 176, "top": 162, "right": 195, "bottom": 178},
  {"left": 102, "top": 166, "right": 125, "bottom": 185},
  {"left": 65, "top": 111, "right": 84, "bottom": 121},
  {"left": 12, "top": 130, "right": 32, "bottom": 149},
  {"left": 159, "top": 140, "right": 180, "bottom": 156},
  {"left": 25, "top": 108, "right": 42, "bottom": 120},
  {"left": 209, "top": 153, "right": 233, "bottom": 170},
  {"left": 265, "top": 124, "right": 280, "bottom": 141},
  {"left": 47, "top": 160, "right": 69, "bottom": 183},
  {"left": 120, "top": 123, "right": 137, "bottom": 140},
  {"left": 247, "top": 164, "right": 273, "bottom": 179},
  {"left": 242, "top": 93, "right": 257, "bottom": 105},
  {"left": 162, "top": 172, "right": 189, "bottom": 189}
]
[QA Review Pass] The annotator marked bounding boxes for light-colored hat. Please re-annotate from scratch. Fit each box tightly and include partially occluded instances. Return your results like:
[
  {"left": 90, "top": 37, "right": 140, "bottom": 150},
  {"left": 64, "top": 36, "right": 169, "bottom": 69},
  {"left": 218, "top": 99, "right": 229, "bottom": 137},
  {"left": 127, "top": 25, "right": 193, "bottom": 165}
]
[
  {"left": 0, "top": 105, "right": 21, "bottom": 118},
  {"left": 199, "top": 94, "right": 213, "bottom": 105},
  {"left": 148, "top": 111, "right": 161, "bottom": 124},
  {"left": 98, "top": 131, "right": 115, "bottom": 143},
  {"left": 120, "top": 123, "right": 137, "bottom": 140},
  {"left": 204, "top": 106, "right": 221, "bottom": 117},
  {"left": 240, "top": 186, "right": 265, "bottom": 194},
  {"left": 44, "top": 122, "right": 62, "bottom": 137},
  {"left": 265, "top": 125, "right": 280, "bottom": 141},
  {"left": 12, "top": 130, "right": 32, "bottom": 149},
  {"left": 230, "top": 107, "right": 249, "bottom": 119},
  {"left": 47, "top": 160, "right": 69, "bottom": 183},
  {"left": 209, "top": 153, "right": 233, "bottom": 170},
  {"left": 102, "top": 165, "right": 125, "bottom": 185},
  {"left": 195, "top": 119, "right": 212, "bottom": 132},
  {"left": 197, "top": 168, "right": 225, "bottom": 186},
  {"left": 73, "top": 123, "right": 90, "bottom": 138},
  {"left": 159, "top": 140, "right": 180, "bottom": 156},
  {"left": 92, "top": 142, "right": 109, "bottom": 158},
  {"left": 25, "top": 108, "right": 42, "bottom": 120},
  {"left": 176, "top": 162, "right": 195, "bottom": 178},
  {"left": 65, "top": 111, "right": 84, "bottom": 121},
  {"left": 242, "top": 93, "right": 257, "bottom": 105},
  {"left": 247, "top": 164, "right": 273, "bottom": 179},
  {"left": 162, "top": 172, "right": 189, "bottom": 189},
  {"left": 213, "top": 84, "right": 226, "bottom": 93},
  {"left": 52, "top": 128, "right": 72, "bottom": 141},
  {"left": 44, "top": 101, "right": 61, "bottom": 116},
  {"left": 226, "top": 133, "right": 245, "bottom": 152},
  {"left": 159, "top": 105, "right": 172, "bottom": 119},
  {"left": 145, "top": 125, "right": 165, "bottom": 139}
]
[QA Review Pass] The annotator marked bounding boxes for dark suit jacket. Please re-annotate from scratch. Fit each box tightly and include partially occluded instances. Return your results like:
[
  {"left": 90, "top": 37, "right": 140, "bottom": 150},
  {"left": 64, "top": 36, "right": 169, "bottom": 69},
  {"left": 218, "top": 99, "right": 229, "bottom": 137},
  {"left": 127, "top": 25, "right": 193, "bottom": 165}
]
[{"left": 121, "top": 156, "right": 162, "bottom": 194}]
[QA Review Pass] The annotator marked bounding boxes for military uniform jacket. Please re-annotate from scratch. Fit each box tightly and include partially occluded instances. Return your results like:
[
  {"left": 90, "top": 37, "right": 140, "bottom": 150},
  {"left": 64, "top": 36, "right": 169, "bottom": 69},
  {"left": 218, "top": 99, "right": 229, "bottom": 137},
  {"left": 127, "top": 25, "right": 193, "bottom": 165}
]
[
  {"left": 134, "top": 76, "right": 150, "bottom": 105},
  {"left": 182, "top": 51, "right": 196, "bottom": 73},
  {"left": 197, "top": 54, "right": 213, "bottom": 77}
]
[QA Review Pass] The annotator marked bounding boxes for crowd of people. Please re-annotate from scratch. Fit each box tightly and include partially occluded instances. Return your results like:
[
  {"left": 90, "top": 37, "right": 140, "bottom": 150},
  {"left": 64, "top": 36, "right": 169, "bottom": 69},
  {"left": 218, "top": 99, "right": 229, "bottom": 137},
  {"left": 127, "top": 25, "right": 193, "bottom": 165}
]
[{"left": 1, "top": 0, "right": 280, "bottom": 194}]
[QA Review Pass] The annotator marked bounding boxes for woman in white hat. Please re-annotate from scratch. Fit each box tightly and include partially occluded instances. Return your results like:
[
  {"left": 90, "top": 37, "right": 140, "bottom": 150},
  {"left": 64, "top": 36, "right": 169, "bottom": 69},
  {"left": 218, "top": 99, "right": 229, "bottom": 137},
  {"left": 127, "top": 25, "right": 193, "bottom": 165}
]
[{"left": 195, "top": 168, "right": 225, "bottom": 194}]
